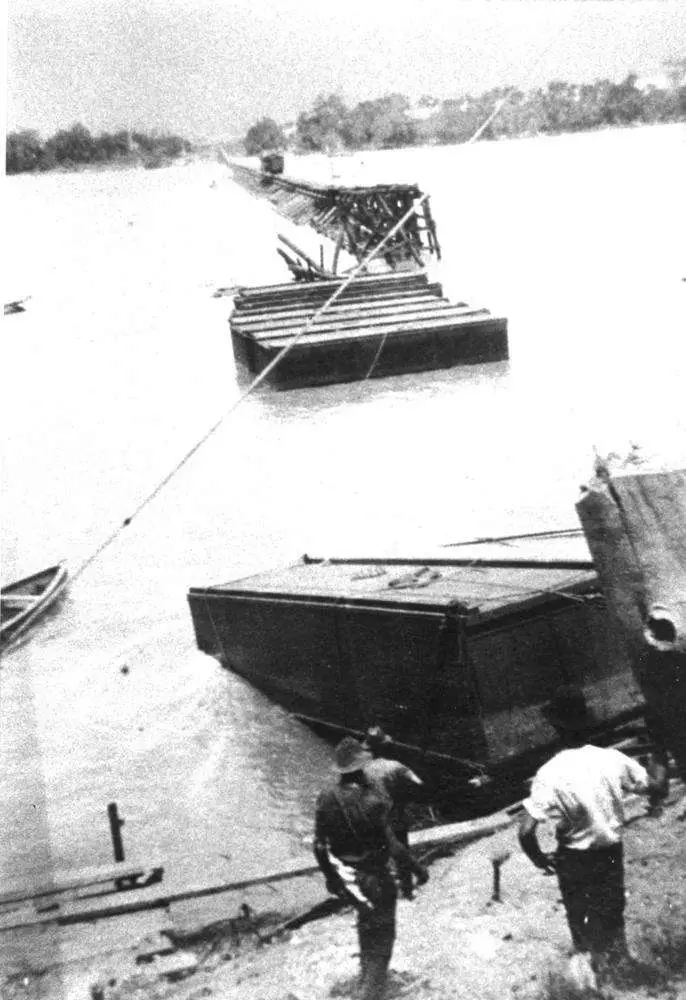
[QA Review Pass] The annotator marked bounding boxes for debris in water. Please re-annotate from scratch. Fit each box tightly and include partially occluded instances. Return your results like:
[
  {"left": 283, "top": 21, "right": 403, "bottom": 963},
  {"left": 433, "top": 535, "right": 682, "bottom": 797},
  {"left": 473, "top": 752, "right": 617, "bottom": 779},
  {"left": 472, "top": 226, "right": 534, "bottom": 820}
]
[{"left": 4, "top": 297, "right": 29, "bottom": 315}]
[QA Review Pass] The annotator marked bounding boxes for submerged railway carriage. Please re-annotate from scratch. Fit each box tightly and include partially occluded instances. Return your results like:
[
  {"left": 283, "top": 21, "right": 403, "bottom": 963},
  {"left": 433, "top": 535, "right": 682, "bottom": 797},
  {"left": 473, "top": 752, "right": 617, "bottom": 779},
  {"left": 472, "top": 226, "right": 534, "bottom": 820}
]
[{"left": 187, "top": 541, "right": 645, "bottom": 793}]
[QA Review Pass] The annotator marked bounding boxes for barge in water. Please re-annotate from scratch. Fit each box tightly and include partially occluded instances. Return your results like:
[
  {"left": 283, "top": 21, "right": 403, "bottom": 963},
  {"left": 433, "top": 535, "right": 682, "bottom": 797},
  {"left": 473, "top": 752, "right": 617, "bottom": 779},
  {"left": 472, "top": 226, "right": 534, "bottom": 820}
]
[
  {"left": 230, "top": 271, "right": 508, "bottom": 390},
  {"left": 187, "top": 535, "right": 645, "bottom": 800}
]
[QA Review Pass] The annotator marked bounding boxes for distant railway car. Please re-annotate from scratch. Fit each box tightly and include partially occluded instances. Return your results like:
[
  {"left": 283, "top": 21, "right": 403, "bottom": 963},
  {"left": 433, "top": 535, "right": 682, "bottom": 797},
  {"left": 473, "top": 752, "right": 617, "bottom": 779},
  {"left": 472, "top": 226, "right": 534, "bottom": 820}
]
[{"left": 260, "top": 151, "right": 284, "bottom": 176}]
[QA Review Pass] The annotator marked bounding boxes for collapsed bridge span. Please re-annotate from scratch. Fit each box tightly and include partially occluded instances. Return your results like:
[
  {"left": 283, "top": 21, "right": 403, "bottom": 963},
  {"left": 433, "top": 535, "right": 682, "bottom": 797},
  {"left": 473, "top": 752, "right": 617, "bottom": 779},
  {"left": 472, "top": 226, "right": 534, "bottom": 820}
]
[
  {"left": 228, "top": 161, "right": 440, "bottom": 270},
  {"left": 219, "top": 154, "right": 506, "bottom": 389}
]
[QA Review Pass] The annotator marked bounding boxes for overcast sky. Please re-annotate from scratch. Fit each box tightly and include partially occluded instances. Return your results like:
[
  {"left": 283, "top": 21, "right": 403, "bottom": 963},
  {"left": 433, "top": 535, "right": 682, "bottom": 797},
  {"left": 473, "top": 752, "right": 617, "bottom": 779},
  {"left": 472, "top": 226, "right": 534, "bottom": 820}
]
[{"left": 7, "top": 0, "right": 686, "bottom": 142}]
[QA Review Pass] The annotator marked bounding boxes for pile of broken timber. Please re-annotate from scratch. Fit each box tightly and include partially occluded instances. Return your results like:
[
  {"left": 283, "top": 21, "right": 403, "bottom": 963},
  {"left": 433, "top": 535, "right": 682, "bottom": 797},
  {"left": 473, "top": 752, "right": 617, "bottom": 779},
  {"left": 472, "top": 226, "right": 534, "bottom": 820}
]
[
  {"left": 4, "top": 298, "right": 29, "bottom": 315},
  {"left": 229, "top": 271, "right": 508, "bottom": 390},
  {"left": 228, "top": 162, "right": 439, "bottom": 266}
]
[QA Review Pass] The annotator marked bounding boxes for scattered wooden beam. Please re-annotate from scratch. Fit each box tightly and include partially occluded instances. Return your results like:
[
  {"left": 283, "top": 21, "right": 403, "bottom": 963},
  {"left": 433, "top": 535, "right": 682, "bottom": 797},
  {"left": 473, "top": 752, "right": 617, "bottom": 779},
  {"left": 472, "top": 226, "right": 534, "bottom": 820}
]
[
  {"left": 0, "top": 863, "right": 164, "bottom": 909},
  {"left": 0, "top": 810, "right": 514, "bottom": 933},
  {"left": 276, "top": 247, "right": 316, "bottom": 282},
  {"left": 4, "top": 298, "right": 29, "bottom": 315},
  {"left": 277, "top": 234, "right": 334, "bottom": 280}
]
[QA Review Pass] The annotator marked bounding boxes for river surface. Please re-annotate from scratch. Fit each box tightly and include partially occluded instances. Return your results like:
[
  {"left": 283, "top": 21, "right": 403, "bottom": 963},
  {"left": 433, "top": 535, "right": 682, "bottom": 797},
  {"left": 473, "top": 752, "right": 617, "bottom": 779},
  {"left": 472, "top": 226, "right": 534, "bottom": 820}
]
[{"left": 2, "top": 124, "right": 685, "bottom": 898}]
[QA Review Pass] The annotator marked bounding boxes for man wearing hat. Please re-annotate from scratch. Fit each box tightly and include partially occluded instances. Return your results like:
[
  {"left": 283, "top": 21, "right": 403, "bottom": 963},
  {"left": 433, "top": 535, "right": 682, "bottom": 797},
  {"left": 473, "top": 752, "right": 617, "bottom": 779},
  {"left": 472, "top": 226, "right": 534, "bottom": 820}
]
[
  {"left": 518, "top": 684, "right": 668, "bottom": 975},
  {"left": 314, "top": 736, "right": 429, "bottom": 1000}
]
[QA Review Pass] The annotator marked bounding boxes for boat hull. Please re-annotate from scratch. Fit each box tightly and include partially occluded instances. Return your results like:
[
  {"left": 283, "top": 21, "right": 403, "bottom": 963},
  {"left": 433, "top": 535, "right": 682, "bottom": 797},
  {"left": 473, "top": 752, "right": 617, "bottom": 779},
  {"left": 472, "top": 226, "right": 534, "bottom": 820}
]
[{"left": 1, "top": 564, "right": 69, "bottom": 650}]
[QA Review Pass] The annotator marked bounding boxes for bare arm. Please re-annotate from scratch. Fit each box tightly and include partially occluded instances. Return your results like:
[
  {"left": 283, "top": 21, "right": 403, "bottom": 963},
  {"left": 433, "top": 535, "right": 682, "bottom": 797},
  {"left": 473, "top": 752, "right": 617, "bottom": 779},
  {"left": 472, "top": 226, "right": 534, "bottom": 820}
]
[{"left": 518, "top": 811, "right": 556, "bottom": 874}]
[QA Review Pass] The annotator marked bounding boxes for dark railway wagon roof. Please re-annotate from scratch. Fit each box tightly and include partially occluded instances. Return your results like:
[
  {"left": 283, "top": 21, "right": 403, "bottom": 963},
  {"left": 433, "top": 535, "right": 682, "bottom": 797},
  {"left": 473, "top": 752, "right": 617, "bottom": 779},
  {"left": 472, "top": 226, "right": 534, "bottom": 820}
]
[{"left": 191, "top": 537, "right": 598, "bottom": 621}]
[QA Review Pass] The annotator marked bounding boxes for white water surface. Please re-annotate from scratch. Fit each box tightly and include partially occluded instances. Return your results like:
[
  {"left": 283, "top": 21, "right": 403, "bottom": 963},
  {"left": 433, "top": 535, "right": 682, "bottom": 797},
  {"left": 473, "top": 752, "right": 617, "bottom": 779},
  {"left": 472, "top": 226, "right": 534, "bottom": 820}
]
[{"left": 2, "top": 125, "right": 685, "bottom": 899}]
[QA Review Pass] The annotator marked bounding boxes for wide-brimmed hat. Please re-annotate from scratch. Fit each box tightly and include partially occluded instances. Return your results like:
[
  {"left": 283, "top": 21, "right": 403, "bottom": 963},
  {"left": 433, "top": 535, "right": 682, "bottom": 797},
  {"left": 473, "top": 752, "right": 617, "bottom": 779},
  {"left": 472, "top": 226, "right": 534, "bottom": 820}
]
[
  {"left": 544, "top": 684, "right": 596, "bottom": 732},
  {"left": 335, "top": 736, "right": 372, "bottom": 774}
]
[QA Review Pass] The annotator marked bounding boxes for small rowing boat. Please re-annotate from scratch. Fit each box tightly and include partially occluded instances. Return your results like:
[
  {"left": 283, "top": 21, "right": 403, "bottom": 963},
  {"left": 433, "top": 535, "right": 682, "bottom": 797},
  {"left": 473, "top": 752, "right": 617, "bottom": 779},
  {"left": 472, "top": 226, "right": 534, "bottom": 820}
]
[{"left": 1, "top": 563, "right": 69, "bottom": 651}]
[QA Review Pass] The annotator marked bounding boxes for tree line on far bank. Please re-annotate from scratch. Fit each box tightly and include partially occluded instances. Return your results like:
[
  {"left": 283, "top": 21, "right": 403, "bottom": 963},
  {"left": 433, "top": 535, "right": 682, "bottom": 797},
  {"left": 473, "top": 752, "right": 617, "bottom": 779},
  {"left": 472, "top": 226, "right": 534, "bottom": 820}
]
[
  {"left": 6, "top": 123, "right": 193, "bottom": 175},
  {"left": 244, "top": 66, "right": 686, "bottom": 156}
]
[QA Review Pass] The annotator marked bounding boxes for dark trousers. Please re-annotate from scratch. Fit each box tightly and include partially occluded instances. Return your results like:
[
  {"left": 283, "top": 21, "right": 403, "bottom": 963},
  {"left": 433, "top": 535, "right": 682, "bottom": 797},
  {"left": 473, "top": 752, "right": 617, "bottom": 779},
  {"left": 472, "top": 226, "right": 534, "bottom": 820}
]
[
  {"left": 356, "top": 869, "right": 397, "bottom": 1000},
  {"left": 555, "top": 843, "right": 627, "bottom": 958}
]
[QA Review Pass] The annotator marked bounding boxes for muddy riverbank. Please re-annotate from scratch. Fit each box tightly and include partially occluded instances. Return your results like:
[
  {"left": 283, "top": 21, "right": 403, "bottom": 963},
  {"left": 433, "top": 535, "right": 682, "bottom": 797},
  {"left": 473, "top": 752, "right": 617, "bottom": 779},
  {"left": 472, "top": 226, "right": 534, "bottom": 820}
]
[
  {"left": 109, "top": 784, "right": 686, "bottom": 1000},
  {"left": 4, "top": 783, "right": 683, "bottom": 1000}
]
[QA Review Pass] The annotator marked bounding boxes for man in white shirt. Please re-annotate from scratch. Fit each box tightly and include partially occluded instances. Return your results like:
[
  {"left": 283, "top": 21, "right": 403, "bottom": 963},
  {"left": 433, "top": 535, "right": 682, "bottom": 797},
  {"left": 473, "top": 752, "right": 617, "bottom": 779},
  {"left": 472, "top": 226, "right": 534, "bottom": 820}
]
[{"left": 519, "top": 685, "right": 668, "bottom": 967}]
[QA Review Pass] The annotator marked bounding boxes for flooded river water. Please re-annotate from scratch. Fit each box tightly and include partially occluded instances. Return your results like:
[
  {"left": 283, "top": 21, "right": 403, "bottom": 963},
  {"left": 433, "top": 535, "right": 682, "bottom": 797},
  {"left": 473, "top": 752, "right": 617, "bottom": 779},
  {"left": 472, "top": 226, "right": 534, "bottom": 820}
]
[{"left": 1, "top": 123, "right": 685, "bottom": 899}]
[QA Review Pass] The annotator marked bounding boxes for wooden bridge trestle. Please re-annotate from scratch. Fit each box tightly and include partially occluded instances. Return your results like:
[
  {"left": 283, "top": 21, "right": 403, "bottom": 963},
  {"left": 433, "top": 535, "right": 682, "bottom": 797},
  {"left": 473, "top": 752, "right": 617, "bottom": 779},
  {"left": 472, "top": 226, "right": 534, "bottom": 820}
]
[{"left": 228, "top": 162, "right": 441, "bottom": 270}]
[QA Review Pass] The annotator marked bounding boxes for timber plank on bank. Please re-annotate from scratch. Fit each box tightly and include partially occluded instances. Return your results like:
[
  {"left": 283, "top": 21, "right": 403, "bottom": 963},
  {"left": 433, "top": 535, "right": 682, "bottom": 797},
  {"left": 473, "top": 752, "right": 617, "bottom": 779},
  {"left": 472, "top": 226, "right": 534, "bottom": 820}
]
[
  {"left": 0, "top": 864, "right": 164, "bottom": 910},
  {"left": 0, "top": 809, "right": 516, "bottom": 932}
]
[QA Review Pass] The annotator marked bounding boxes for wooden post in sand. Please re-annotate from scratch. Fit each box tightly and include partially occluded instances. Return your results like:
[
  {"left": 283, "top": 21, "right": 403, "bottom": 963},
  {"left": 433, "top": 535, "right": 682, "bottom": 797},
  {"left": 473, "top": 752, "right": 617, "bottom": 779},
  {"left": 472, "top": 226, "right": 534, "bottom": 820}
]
[{"left": 576, "top": 452, "right": 686, "bottom": 779}]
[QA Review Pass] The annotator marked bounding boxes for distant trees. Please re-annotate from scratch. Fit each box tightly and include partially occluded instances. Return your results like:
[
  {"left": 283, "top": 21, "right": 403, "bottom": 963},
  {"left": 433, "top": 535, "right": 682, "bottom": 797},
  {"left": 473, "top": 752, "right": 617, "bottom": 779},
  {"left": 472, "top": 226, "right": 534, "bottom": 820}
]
[
  {"left": 46, "top": 123, "right": 98, "bottom": 165},
  {"left": 345, "top": 94, "right": 417, "bottom": 149},
  {"left": 6, "top": 123, "right": 192, "bottom": 175},
  {"left": 601, "top": 74, "right": 644, "bottom": 126},
  {"left": 14, "top": 61, "right": 684, "bottom": 178},
  {"left": 131, "top": 131, "right": 190, "bottom": 162},
  {"left": 240, "top": 63, "right": 686, "bottom": 160},
  {"left": 296, "top": 94, "right": 349, "bottom": 152},
  {"left": 289, "top": 92, "right": 418, "bottom": 152},
  {"left": 6, "top": 130, "right": 44, "bottom": 173},
  {"left": 243, "top": 117, "right": 286, "bottom": 156},
  {"left": 94, "top": 130, "right": 132, "bottom": 161}
]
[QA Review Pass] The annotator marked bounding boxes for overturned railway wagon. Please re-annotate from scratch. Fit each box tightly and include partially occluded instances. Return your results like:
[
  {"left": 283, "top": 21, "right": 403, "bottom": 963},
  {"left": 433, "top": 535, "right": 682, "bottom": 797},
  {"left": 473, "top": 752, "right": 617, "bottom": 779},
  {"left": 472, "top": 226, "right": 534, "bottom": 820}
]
[
  {"left": 230, "top": 271, "right": 508, "bottom": 390},
  {"left": 188, "top": 537, "right": 645, "bottom": 801}
]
